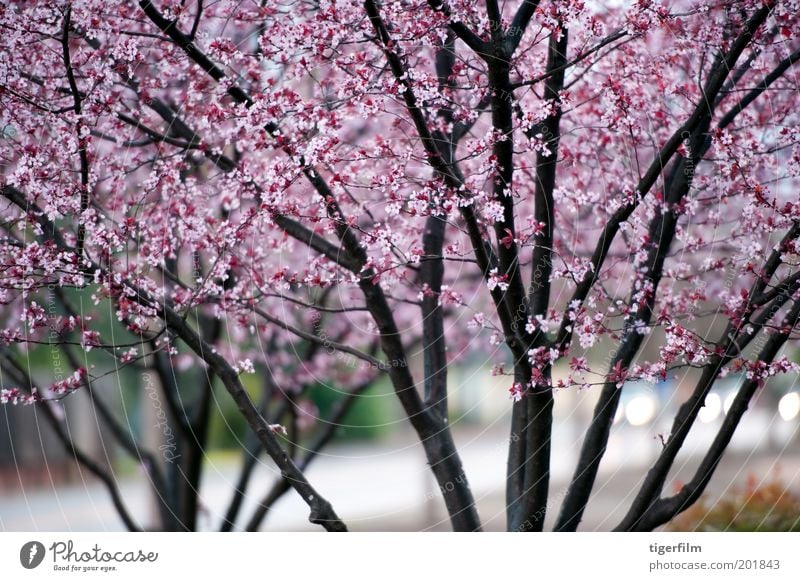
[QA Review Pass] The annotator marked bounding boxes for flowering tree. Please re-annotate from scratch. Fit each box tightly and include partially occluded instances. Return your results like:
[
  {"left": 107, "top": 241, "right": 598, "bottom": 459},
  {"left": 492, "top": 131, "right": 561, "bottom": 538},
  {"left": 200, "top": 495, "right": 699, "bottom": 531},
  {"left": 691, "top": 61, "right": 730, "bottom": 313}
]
[{"left": 1, "top": 0, "right": 799, "bottom": 532}]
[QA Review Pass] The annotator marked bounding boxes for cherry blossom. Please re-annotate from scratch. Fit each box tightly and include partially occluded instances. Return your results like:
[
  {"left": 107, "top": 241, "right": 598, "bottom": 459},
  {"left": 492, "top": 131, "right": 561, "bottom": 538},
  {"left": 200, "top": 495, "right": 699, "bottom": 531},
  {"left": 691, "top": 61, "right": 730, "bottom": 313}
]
[{"left": 0, "top": 0, "right": 797, "bottom": 533}]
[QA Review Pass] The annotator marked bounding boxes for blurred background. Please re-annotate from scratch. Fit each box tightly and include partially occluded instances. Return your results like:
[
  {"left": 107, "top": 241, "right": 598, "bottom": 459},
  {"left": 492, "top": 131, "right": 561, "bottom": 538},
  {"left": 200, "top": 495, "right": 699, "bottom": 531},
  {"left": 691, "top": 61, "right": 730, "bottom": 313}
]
[{"left": 2, "top": 341, "right": 798, "bottom": 532}]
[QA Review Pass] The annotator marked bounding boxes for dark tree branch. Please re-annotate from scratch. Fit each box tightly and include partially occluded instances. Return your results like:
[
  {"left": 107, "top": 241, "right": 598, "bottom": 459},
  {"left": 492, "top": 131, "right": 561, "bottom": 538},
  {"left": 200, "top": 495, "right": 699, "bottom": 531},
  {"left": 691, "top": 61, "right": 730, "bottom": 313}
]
[
  {"left": 143, "top": 291, "right": 349, "bottom": 529},
  {"left": 250, "top": 305, "right": 386, "bottom": 370},
  {"left": 219, "top": 370, "right": 275, "bottom": 532},
  {"left": 49, "top": 288, "right": 168, "bottom": 492},
  {"left": 488, "top": 34, "right": 530, "bottom": 348},
  {"left": 178, "top": 309, "right": 224, "bottom": 531},
  {"left": 72, "top": 351, "right": 182, "bottom": 531},
  {"left": 115, "top": 111, "right": 202, "bottom": 149},
  {"left": 615, "top": 224, "right": 800, "bottom": 530},
  {"left": 138, "top": 0, "right": 253, "bottom": 106},
  {"left": 718, "top": 47, "right": 800, "bottom": 130},
  {"left": 426, "top": 0, "right": 490, "bottom": 55},
  {"left": 715, "top": 25, "right": 778, "bottom": 105},
  {"left": 528, "top": 29, "right": 568, "bottom": 320},
  {"left": 46, "top": 293, "right": 179, "bottom": 528},
  {"left": 362, "top": 0, "right": 482, "bottom": 530},
  {"left": 486, "top": 0, "right": 503, "bottom": 43},
  {"left": 364, "top": 0, "right": 525, "bottom": 363},
  {"left": 246, "top": 375, "right": 378, "bottom": 531},
  {"left": 507, "top": 28, "right": 569, "bottom": 533},
  {"left": 134, "top": 99, "right": 358, "bottom": 271},
  {"left": 505, "top": 1, "right": 541, "bottom": 55},
  {"left": 140, "top": 0, "right": 481, "bottom": 530},
  {"left": 149, "top": 347, "right": 193, "bottom": 437},
  {"left": 553, "top": 3, "right": 776, "bottom": 355},
  {"left": 510, "top": 29, "right": 628, "bottom": 89},
  {"left": 626, "top": 297, "right": 800, "bottom": 531},
  {"left": 61, "top": 7, "right": 90, "bottom": 259},
  {"left": 754, "top": 270, "right": 800, "bottom": 307},
  {"left": 555, "top": 139, "right": 707, "bottom": 532},
  {"left": 188, "top": 0, "right": 203, "bottom": 41},
  {"left": 421, "top": 31, "right": 457, "bottom": 417},
  {"left": 555, "top": 4, "right": 773, "bottom": 531}
]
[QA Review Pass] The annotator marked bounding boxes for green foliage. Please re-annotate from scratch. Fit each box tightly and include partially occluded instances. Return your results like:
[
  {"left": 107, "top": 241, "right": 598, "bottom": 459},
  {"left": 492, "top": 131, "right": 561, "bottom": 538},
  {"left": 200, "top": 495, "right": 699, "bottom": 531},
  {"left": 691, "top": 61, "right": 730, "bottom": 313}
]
[
  {"left": 209, "top": 377, "right": 395, "bottom": 450},
  {"left": 306, "top": 380, "right": 394, "bottom": 441},
  {"left": 207, "top": 374, "right": 254, "bottom": 450}
]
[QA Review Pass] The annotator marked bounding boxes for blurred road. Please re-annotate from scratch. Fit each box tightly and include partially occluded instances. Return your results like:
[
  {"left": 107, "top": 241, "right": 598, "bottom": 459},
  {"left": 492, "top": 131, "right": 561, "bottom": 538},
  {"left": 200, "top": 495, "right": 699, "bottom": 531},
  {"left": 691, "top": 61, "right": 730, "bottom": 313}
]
[{"left": 1, "top": 407, "right": 797, "bottom": 532}]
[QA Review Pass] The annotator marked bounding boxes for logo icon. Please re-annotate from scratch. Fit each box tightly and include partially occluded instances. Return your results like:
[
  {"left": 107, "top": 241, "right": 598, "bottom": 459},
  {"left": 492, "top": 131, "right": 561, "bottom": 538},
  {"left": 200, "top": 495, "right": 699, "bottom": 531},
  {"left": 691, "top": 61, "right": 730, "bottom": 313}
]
[{"left": 20, "top": 541, "right": 46, "bottom": 569}]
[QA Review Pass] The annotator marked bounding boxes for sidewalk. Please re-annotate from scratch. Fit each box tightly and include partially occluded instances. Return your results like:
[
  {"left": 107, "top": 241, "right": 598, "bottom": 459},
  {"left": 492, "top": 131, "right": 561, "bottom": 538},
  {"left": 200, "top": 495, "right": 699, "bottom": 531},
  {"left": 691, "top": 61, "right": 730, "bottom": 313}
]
[{"left": 0, "top": 415, "right": 797, "bottom": 531}]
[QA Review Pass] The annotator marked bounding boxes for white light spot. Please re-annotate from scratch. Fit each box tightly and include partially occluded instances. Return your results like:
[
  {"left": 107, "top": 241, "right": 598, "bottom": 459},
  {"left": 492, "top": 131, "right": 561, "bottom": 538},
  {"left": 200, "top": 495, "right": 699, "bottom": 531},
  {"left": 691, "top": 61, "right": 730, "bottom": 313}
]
[{"left": 778, "top": 392, "right": 800, "bottom": 422}]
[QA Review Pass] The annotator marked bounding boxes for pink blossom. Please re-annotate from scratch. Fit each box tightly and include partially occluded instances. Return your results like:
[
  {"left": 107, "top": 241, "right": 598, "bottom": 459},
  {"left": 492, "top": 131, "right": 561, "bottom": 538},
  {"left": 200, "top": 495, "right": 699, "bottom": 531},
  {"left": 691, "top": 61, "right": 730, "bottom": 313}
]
[{"left": 509, "top": 383, "right": 525, "bottom": 402}]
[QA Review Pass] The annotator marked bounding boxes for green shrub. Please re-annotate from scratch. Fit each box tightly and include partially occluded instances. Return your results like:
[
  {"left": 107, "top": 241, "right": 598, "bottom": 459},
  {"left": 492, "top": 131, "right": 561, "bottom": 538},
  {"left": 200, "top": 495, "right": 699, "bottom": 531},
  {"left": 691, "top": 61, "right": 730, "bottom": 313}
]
[{"left": 306, "top": 380, "right": 395, "bottom": 441}]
